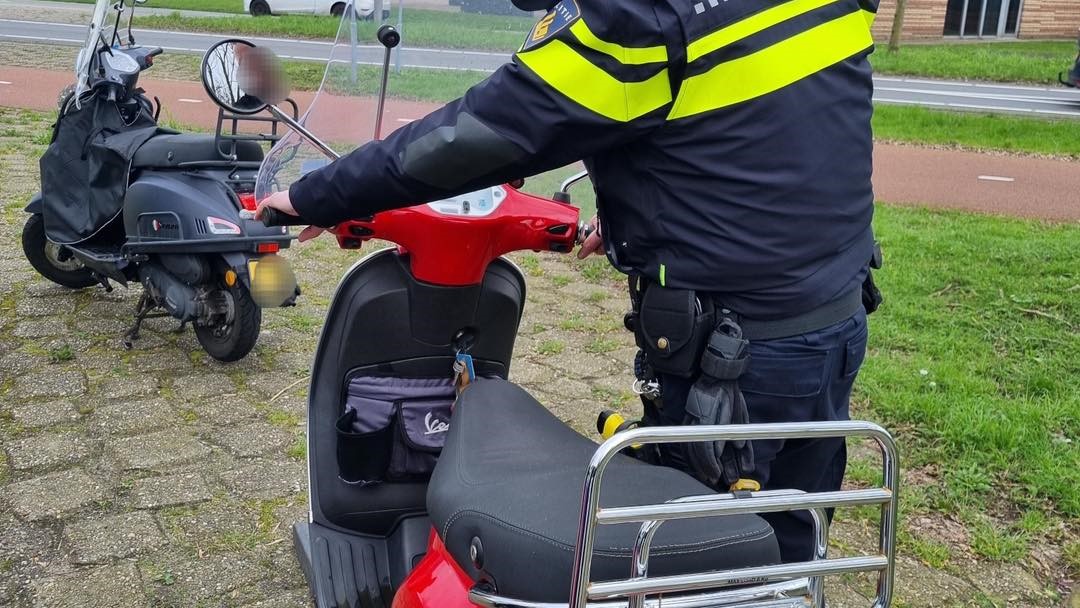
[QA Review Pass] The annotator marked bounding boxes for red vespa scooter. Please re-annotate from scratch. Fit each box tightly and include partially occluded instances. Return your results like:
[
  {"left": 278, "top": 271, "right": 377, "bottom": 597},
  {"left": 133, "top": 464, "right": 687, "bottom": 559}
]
[{"left": 198, "top": 6, "right": 901, "bottom": 607}]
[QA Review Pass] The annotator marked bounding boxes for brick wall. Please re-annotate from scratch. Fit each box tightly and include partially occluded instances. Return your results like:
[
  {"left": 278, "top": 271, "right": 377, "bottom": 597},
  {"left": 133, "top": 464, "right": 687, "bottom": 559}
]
[
  {"left": 872, "top": 0, "right": 949, "bottom": 41},
  {"left": 1018, "top": 0, "right": 1080, "bottom": 38},
  {"left": 871, "top": 0, "right": 1080, "bottom": 41}
]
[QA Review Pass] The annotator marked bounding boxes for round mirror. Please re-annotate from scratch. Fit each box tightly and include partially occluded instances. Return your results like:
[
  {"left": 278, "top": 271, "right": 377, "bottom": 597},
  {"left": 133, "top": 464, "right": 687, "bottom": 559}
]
[{"left": 200, "top": 39, "right": 287, "bottom": 114}]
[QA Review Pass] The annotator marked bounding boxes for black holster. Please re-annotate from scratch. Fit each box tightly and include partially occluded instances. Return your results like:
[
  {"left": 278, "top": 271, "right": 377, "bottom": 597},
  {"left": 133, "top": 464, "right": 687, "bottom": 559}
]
[
  {"left": 682, "top": 317, "right": 755, "bottom": 488},
  {"left": 862, "top": 241, "right": 884, "bottom": 314}
]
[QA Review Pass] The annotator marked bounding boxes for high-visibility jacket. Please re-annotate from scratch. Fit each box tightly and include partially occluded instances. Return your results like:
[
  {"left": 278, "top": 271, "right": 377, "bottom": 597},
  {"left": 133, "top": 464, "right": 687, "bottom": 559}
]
[{"left": 290, "top": 0, "right": 879, "bottom": 320}]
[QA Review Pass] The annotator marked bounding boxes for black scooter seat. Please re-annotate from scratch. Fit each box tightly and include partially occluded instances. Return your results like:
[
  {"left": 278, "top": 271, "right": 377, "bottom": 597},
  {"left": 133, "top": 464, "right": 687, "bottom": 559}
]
[
  {"left": 132, "top": 133, "right": 263, "bottom": 169},
  {"left": 427, "top": 380, "right": 779, "bottom": 603}
]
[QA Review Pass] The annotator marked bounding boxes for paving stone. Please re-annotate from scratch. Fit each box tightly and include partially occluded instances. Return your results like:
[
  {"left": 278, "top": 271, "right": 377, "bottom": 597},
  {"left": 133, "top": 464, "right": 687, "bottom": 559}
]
[
  {"left": 212, "top": 421, "right": 295, "bottom": 458},
  {"left": 77, "top": 300, "right": 131, "bottom": 319},
  {"left": 7, "top": 469, "right": 107, "bottom": 521},
  {"left": 5, "top": 432, "right": 93, "bottom": 471},
  {"left": 245, "top": 372, "right": 304, "bottom": 400},
  {"left": 14, "top": 370, "right": 86, "bottom": 399},
  {"left": 171, "top": 373, "right": 238, "bottom": 400},
  {"left": 12, "top": 318, "right": 67, "bottom": 339},
  {"left": 32, "top": 562, "right": 145, "bottom": 608},
  {"left": 218, "top": 459, "right": 305, "bottom": 500},
  {"left": 508, "top": 359, "right": 554, "bottom": 385},
  {"left": 111, "top": 430, "right": 211, "bottom": 470},
  {"left": 143, "top": 552, "right": 267, "bottom": 603},
  {"left": 240, "top": 587, "right": 313, "bottom": 608},
  {"left": 124, "top": 349, "right": 195, "bottom": 374},
  {"left": 547, "top": 348, "right": 616, "bottom": 379},
  {"left": 15, "top": 297, "right": 61, "bottom": 317},
  {"left": 7, "top": 400, "right": 79, "bottom": 428},
  {"left": 24, "top": 282, "right": 80, "bottom": 298},
  {"left": 891, "top": 556, "right": 972, "bottom": 607},
  {"left": 73, "top": 317, "right": 129, "bottom": 335},
  {"left": 964, "top": 560, "right": 1049, "bottom": 604},
  {"left": 187, "top": 393, "right": 260, "bottom": 426},
  {"left": 157, "top": 500, "right": 261, "bottom": 550},
  {"left": 130, "top": 472, "right": 212, "bottom": 509},
  {"left": 93, "top": 375, "right": 161, "bottom": 400},
  {"left": 0, "top": 351, "right": 48, "bottom": 381},
  {"left": 64, "top": 512, "right": 167, "bottom": 564},
  {"left": 40, "top": 335, "right": 95, "bottom": 354},
  {"left": 87, "top": 398, "right": 178, "bottom": 436}
]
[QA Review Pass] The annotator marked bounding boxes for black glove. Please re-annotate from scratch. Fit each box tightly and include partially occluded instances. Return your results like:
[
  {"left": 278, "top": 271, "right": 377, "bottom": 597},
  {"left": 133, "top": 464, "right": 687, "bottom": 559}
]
[{"left": 682, "top": 319, "right": 755, "bottom": 489}]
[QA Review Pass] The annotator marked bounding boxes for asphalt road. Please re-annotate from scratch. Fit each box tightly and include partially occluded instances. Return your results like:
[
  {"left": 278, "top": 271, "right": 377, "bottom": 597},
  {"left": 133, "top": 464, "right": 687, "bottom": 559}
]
[{"left": 3, "top": 17, "right": 1080, "bottom": 117}]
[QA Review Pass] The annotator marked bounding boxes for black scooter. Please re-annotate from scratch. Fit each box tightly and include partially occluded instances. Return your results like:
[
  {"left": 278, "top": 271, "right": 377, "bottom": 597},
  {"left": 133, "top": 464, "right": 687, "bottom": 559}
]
[{"left": 20, "top": 0, "right": 297, "bottom": 362}]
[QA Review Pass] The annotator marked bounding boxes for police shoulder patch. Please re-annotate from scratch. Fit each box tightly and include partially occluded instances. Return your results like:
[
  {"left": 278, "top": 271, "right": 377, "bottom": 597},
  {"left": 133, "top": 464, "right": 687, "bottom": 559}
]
[{"left": 521, "top": 0, "right": 581, "bottom": 51}]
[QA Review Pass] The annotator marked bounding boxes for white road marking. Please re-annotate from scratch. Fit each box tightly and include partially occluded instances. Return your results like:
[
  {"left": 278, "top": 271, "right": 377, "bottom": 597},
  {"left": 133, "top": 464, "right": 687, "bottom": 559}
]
[
  {"left": 0, "top": 80, "right": 11, "bottom": 85},
  {"left": 977, "top": 175, "right": 1016, "bottom": 183},
  {"left": 177, "top": 98, "right": 203, "bottom": 103},
  {"left": 395, "top": 118, "right": 415, "bottom": 123}
]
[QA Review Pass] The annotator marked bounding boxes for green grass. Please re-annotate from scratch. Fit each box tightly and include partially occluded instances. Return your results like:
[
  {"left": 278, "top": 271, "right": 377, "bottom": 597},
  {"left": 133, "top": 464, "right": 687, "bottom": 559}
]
[
  {"left": 871, "top": 40, "right": 1076, "bottom": 85},
  {"left": 137, "top": 8, "right": 532, "bottom": 51},
  {"left": 859, "top": 205, "right": 1079, "bottom": 519},
  {"left": 62, "top": 0, "right": 243, "bottom": 12},
  {"left": 872, "top": 104, "right": 1080, "bottom": 158}
]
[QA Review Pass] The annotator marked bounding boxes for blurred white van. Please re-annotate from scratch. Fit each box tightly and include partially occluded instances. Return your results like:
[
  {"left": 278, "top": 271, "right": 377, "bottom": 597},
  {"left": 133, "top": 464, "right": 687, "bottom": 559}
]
[{"left": 244, "top": 0, "right": 376, "bottom": 18}]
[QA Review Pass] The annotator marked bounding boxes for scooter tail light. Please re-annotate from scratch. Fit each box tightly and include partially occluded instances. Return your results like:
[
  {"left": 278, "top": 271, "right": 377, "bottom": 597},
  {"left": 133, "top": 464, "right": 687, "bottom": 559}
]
[
  {"left": 207, "top": 216, "right": 242, "bottom": 235},
  {"left": 257, "top": 242, "right": 280, "bottom": 254},
  {"left": 238, "top": 193, "right": 258, "bottom": 212}
]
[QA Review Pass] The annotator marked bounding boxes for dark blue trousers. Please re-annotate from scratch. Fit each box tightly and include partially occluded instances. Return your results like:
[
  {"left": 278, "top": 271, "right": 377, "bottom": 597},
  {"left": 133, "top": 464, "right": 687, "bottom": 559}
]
[{"left": 657, "top": 310, "right": 868, "bottom": 562}]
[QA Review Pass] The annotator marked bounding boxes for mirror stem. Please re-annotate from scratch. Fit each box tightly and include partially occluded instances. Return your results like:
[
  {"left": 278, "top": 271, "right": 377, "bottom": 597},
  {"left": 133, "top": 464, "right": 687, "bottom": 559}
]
[
  {"left": 374, "top": 46, "right": 392, "bottom": 140},
  {"left": 265, "top": 104, "right": 341, "bottom": 160}
]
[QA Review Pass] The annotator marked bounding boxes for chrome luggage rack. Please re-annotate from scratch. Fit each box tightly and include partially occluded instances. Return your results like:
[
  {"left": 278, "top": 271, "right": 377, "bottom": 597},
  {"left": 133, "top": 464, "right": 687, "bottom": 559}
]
[{"left": 471, "top": 421, "right": 899, "bottom": 608}]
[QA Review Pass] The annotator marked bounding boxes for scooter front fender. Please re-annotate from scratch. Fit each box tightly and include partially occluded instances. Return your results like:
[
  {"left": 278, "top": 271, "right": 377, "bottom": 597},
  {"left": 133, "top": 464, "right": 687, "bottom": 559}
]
[
  {"left": 393, "top": 531, "right": 481, "bottom": 608},
  {"left": 24, "top": 192, "right": 43, "bottom": 215}
]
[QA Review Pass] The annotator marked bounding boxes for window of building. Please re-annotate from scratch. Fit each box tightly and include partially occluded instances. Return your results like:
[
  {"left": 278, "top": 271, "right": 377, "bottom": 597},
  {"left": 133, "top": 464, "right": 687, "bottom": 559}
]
[{"left": 943, "top": 0, "right": 1023, "bottom": 37}]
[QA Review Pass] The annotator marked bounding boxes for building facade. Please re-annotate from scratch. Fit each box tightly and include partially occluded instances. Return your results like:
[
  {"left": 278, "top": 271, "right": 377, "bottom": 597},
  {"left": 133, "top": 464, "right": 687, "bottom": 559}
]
[{"left": 872, "top": 0, "right": 1080, "bottom": 40}]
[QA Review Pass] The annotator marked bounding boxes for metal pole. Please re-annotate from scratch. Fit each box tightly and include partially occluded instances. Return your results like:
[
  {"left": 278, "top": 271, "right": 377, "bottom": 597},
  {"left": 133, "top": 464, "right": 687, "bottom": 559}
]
[
  {"left": 348, "top": 2, "right": 358, "bottom": 85},
  {"left": 266, "top": 105, "right": 341, "bottom": 160},
  {"left": 395, "top": 0, "right": 404, "bottom": 74}
]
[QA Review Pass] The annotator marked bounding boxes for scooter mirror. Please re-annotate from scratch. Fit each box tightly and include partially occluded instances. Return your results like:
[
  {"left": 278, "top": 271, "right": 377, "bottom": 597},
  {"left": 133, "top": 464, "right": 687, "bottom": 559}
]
[{"left": 200, "top": 39, "right": 288, "bottom": 115}]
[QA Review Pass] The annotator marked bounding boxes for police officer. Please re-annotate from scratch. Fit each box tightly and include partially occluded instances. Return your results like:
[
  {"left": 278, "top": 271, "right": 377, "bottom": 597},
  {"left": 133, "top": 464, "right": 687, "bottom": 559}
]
[{"left": 259, "top": 0, "right": 879, "bottom": 563}]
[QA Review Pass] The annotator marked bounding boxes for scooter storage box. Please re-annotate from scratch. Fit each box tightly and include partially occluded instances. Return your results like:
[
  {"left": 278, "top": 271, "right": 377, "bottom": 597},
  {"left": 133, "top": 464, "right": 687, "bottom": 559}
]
[{"left": 337, "top": 375, "right": 457, "bottom": 484}]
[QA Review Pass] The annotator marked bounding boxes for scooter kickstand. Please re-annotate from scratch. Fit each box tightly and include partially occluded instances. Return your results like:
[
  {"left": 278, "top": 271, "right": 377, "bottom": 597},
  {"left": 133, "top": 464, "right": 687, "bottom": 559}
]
[{"left": 122, "top": 291, "right": 154, "bottom": 350}]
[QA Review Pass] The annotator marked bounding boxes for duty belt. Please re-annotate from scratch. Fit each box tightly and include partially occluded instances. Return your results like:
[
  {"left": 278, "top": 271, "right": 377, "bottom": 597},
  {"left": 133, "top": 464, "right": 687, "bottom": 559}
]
[{"left": 720, "top": 288, "right": 864, "bottom": 342}]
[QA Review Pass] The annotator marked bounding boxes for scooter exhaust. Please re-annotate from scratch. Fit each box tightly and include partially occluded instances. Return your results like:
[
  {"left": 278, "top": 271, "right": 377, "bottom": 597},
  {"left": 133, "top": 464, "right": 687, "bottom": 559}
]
[{"left": 138, "top": 263, "right": 201, "bottom": 322}]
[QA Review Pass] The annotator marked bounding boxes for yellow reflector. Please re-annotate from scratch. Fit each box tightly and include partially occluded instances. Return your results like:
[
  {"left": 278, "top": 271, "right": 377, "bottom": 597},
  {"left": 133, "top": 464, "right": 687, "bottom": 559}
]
[
  {"left": 224, "top": 269, "right": 237, "bottom": 287},
  {"left": 669, "top": 10, "right": 873, "bottom": 120},
  {"left": 517, "top": 40, "right": 671, "bottom": 122}
]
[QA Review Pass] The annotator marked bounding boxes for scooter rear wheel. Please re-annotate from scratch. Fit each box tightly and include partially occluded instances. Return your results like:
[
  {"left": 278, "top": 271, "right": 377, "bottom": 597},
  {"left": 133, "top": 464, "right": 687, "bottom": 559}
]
[
  {"left": 21, "top": 214, "right": 97, "bottom": 289},
  {"left": 194, "top": 282, "right": 262, "bottom": 362}
]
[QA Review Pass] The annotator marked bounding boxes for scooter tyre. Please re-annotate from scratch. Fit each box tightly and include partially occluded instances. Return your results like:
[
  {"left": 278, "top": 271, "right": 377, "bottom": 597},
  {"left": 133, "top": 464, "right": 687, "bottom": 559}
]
[
  {"left": 194, "top": 283, "right": 262, "bottom": 362},
  {"left": 21, "top": 214, "right": 97, "bottom": 289}
]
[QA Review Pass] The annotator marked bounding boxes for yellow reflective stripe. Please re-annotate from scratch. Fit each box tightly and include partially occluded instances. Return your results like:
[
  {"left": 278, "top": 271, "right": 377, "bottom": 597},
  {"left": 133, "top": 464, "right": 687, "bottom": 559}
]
[
  {"left": 687, "top": 0, "right": 841, "bottom": 63},
  {"left": 669, "top": 10, "right": 872, "bottom": 120},
  {"left": 517, "top": 40, "right": 672, "bottom": 122},
  {"left": 863, "top": 8, "right": 876, "bottom": 27},
  {"left": 569, "top": 20, "right": 667, "bottom": 65}
]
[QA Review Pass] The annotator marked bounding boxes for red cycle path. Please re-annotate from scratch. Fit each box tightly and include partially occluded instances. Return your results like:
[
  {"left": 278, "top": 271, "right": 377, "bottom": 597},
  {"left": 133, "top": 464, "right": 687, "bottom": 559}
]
[{"left": 2, "top": 65, "right": 1078, "bottom": 222}]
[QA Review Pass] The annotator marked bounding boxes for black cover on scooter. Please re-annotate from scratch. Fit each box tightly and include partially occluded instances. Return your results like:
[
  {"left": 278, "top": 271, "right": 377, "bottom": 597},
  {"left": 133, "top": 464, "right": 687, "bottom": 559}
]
[{"left": 40, "top": 91, "right": 160, "bottom": 244}]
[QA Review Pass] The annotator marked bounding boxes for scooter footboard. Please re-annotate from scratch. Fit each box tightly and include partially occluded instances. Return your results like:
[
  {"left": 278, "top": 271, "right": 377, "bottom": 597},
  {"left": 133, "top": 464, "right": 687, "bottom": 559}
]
[{"left": 471, "top": 421, "right": 899, "bottom": 608}]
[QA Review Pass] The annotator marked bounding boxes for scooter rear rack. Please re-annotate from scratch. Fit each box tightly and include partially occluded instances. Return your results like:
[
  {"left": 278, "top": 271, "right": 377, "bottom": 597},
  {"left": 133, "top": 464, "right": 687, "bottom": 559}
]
[{"left": 470, "top": 421, "right": 899, "bottom": 608}]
